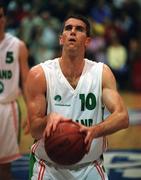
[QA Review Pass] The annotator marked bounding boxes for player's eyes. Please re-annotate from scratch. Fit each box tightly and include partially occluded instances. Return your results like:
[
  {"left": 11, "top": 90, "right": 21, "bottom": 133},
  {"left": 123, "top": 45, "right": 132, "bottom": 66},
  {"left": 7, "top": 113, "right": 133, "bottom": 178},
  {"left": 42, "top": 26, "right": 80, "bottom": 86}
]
[
  {"left": 76, "top": 26, "right": 85, "bottom": 32},
  {"left": 64, "top": 25, "right": 72, "bottom": 31},
  {"left": 64, "top": 25, "right": 86, "bottom": 33}
]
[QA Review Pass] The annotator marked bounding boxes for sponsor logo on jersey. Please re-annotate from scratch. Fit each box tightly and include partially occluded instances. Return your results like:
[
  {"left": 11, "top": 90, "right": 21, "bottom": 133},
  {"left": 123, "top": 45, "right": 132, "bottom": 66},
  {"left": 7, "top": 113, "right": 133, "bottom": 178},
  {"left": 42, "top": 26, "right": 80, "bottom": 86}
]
[
  {"left": 54, "top": 94, "right": 71, "bottom": 107},
  {"left": 54, "top": 95, "right": 62, "bottom": 102}
]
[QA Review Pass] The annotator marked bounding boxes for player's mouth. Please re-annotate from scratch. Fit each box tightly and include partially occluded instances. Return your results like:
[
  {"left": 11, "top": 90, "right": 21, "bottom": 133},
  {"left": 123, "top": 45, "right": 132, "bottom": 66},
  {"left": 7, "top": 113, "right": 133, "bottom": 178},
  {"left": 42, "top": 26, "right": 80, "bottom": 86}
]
[{"left": 68, "top": 38, "right": 76, "bottom": 42}]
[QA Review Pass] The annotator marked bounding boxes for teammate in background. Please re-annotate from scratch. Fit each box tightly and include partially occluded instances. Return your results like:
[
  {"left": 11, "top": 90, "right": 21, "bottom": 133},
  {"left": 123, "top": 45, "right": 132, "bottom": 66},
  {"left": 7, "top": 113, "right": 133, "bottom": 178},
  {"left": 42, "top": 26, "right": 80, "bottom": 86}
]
[
  {"left": 0, "top": 3, "right": 29, "bottom": 179},
  {"left": 26, "top": 14, "right": 129, "bottom": 179}
]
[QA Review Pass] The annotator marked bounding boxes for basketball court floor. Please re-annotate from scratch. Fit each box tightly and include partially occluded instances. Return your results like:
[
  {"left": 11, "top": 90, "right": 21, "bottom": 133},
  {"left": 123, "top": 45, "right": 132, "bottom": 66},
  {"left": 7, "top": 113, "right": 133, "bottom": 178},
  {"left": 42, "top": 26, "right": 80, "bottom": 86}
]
[{"left": 11, "top": 92, "right": 141, "bottom": 180}]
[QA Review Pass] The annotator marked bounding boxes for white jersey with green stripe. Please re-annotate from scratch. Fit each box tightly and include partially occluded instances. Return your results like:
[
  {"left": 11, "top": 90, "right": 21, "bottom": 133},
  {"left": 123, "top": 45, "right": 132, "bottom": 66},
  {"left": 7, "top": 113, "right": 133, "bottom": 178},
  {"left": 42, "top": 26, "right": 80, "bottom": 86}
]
[
  {"left": 32, "top": 58, "right": 107, "bottom": 165},
  {"left": 0, "top": 33, "right": 21, "bottom": 103}
]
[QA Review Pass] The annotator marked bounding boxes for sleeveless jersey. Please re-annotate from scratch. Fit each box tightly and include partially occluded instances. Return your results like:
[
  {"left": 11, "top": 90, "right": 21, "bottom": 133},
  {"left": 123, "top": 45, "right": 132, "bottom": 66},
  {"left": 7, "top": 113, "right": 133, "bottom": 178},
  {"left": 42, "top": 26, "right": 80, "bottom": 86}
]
[
  {"left": 32, "top": 58, "right": 107, "bottom": 166},
  {"left": 0, "top": 33, "right": 21, "bottom": 103}
]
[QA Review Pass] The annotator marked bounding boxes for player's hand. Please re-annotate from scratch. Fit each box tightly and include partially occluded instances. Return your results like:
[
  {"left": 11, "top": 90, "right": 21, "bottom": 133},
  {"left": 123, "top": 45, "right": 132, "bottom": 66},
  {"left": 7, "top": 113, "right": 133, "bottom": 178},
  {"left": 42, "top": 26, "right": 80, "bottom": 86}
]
[
  {"left": 79, "top": 124, "right": 96, "bottom": 153},
  {"left": 22, "top": 116, "right": 30, "bottom": 135},
  {"left": 43, "top": 112, "right": 72, "bottom": 138}
]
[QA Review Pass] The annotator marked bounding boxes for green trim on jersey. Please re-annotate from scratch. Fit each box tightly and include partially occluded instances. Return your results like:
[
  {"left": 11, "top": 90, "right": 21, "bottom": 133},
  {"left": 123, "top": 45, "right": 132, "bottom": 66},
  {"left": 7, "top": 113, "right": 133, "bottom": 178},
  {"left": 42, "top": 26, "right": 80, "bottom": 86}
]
[{"left": 29, "top": 153, "right": 36, "bottom": 180}]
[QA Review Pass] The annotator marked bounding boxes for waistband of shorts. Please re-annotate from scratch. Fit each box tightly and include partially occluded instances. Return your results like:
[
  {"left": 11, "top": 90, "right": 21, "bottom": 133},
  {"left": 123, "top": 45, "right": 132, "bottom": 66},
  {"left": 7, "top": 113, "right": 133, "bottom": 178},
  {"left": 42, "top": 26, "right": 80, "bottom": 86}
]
[
  {"left": 0, "top": 99, "right": 17, "bottom": 104},
  {"left": 0, "top": 92, "right": 21, "bottom": 104}
]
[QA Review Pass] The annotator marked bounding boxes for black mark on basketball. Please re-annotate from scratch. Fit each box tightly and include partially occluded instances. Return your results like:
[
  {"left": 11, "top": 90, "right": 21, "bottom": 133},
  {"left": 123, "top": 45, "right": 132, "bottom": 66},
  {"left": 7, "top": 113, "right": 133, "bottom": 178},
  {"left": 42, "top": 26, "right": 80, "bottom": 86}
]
[{"left": 57, "top": 138, "right": 70, "bottom": 147}]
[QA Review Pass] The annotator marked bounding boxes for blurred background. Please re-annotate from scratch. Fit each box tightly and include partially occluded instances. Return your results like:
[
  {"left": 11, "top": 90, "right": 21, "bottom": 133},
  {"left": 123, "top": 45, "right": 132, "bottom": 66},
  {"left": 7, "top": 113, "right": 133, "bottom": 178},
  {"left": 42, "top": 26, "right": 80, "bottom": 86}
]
[
  {"left": 3, "top": 0, "right": 141, "bottom": 92},
  {"left": 2, "top": 0, "right": 141, "bottom": 179}
]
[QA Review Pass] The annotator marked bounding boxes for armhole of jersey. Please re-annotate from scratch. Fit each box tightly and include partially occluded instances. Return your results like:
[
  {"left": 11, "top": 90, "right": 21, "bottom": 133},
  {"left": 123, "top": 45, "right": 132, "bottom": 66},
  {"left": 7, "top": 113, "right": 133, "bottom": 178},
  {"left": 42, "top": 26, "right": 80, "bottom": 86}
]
[
  {"left": 40, "top": 63, "right": 48, "bottom": 115},
  {"left": 40, "top": 63, "right": 48, "bottom": 92},
  {"left": 99, "top": 62, "right": 105, "bottom": 119}
]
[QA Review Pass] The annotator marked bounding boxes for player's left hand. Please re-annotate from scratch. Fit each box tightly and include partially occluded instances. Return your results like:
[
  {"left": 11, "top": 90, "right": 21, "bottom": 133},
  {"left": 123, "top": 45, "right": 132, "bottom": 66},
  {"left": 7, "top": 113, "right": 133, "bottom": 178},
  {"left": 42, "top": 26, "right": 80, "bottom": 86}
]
[
  {"left": 22, "top": 116, "right": 30, "bottom": 135},
  {"left": 78, "top": 124, "right": 96, "bottom": 153}
]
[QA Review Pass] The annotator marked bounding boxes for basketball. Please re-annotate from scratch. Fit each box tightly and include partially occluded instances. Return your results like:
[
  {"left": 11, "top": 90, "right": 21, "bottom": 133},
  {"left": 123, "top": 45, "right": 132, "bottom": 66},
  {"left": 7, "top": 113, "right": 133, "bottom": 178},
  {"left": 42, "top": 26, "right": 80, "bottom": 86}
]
[{"left": 44, "top": 121, "right": 86, "bottom": 165}]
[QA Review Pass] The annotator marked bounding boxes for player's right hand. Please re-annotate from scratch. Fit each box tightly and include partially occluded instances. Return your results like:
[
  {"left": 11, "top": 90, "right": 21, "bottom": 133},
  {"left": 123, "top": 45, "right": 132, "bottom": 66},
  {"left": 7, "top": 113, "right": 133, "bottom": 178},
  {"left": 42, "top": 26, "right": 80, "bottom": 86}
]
[
  {"left": 43, "top": 112, "right": 72, "bottom": 138},
  {"left": 22, "top": 116, "right": 30, "bottom": 135}
]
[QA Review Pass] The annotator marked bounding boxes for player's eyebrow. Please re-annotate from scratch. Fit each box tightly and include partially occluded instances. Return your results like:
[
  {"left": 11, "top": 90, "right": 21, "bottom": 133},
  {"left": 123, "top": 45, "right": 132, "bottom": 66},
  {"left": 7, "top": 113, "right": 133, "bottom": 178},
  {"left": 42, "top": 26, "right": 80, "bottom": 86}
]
[{"left": 64, "top": 24, "right": 86, "bottom": 32}]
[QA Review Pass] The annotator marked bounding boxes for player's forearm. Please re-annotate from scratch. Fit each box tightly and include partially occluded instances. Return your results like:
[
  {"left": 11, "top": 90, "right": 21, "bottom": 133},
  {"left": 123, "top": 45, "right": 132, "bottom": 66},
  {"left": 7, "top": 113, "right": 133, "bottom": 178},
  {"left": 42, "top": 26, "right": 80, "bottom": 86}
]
[
  {"left": 93, "top": 110, "right": 129, "bottom": 138},
  {"left": 30, "top": 116, "right": 47, "bottom": 140}
]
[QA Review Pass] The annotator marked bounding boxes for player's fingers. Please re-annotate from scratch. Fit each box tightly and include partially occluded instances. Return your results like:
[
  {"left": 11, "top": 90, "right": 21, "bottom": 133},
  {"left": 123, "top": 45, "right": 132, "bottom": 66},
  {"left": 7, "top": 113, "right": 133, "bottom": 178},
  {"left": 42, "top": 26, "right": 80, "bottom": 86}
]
[
  {"left": 84, "top": 133, "right": 89, "bottom": 144},
  {"left": 46, "top": 123, "right": 53, "bottom": 137},
  {"left": 24, "top": 126, "right": 30, "bottom": 135},
  {"left": 85, "top": 131, "right": 93, "bottom": 144},
  {"left": 83, "top": 133, "right": 92, "bottom": 153},
  {"left": 22, "top": 119, "right": 28, "bottom": 129},
  {"left": 43, "top": 129, "right": 46, "bottom": 139},
  {"left": 23, "top": 121, "right": 30, "bottom": 135},
  {"left": 79, "top": 125, "right": 87, "bottom": 133},
  {"left": 52, "top": 120, "right": 59, "bottom": 132}
]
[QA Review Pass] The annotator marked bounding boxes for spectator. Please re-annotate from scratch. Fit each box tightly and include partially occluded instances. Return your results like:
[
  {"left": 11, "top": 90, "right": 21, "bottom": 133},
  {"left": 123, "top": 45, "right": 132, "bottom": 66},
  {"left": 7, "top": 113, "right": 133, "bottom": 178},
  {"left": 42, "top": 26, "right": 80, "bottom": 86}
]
[
  {"left": 106, "top": 30, "right": 128, "bottom": 89},
  {"left": 0, "top": 3, "right": 29, "bottom": 179}
]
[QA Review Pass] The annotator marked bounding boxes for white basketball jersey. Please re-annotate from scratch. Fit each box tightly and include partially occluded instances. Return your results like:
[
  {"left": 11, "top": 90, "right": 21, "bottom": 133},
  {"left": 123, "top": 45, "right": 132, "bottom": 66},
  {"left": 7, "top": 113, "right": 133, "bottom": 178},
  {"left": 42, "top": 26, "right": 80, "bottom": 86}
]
[
  {"left": 0, "top": 33, "right": 21, "bottom": 103},
  {"left": 32, "top": 58, "right": 107, "bottom": 165}
]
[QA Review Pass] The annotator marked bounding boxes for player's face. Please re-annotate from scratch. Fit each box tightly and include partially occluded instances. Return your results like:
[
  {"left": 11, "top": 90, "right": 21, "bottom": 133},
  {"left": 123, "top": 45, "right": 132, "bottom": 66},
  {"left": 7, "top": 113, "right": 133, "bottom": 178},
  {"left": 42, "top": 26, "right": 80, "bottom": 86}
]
[
  {"left": 60, "top": 18, "right": 90, "bottom": 51},
  {"left": 0, "top": 8, "right": 6, "bottom": 33}
]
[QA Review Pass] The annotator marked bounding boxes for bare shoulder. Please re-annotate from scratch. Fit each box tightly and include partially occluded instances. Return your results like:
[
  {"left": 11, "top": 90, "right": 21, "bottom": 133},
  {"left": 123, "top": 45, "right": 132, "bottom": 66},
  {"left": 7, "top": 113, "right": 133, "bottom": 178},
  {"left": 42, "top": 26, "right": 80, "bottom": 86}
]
[
  {"left": 18, "top": 39, "right": 27, "bottom": 49},
  {"left": 18, "top": 39, "right": 29, "bottom": 56},
  {"left": 103, "top": 64, "right": 114, "bottom": 79},
  {"left": 27, "top": 65, "right": 46, "bottom": 95},
  {"left": 102, "top": 64, "right": 125, "bottom": 112},
  {"left": 102, "top": 64, "right": 117, "bottom": 90},
  {"left": 28, "top": 65, "right": 45, "bottom": 84}
]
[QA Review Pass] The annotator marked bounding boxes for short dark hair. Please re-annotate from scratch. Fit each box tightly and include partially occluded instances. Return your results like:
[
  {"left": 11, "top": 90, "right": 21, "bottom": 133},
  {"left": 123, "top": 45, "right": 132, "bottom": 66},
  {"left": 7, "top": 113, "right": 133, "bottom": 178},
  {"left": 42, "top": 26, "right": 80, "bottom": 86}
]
[
  {"left": 63, "top": 14, "right": 91, "bottom": 37},
  {"left": 0, "top": 2, "right": 7, "bottom": 15}
]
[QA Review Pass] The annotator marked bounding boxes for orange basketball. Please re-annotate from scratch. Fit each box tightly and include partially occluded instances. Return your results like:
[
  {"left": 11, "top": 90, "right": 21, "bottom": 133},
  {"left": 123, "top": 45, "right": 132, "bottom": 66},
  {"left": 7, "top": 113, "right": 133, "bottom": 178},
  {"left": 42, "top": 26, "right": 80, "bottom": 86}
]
[{"left": 44, "top": 121, "right": 86, "bottom": 165}]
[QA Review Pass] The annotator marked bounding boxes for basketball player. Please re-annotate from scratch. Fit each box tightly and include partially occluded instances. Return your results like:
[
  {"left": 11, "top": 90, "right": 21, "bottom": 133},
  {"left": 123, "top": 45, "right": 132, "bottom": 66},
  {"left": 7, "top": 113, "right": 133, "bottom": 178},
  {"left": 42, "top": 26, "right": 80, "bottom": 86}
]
[
  {"left": 26, "top": 15, "right": 129, "bottom": 179},
  {"left": 0, "top": 3, "right": 29, "bottom": 179}
]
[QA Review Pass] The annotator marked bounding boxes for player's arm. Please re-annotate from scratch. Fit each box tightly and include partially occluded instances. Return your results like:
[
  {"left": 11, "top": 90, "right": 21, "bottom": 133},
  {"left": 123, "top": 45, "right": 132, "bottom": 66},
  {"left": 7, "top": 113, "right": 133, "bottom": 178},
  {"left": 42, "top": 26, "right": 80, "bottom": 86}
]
[
  {"left": 79, "top": 64, "right": 129, "bottom": 152},
  {"left": 26, "top": 65, "right": 47, "bottom": 140},
  {"left": 18, "top": 40, "right": 30, "bottom": 134},
  {"left": 19, "top": 40, "right": 29, "bottom": 100},
  {"left": 95, "top": 64, "right": 129, "bottom": 137},
  {"left": 26, "top": 65, "right": 72, "bottom": 139}
]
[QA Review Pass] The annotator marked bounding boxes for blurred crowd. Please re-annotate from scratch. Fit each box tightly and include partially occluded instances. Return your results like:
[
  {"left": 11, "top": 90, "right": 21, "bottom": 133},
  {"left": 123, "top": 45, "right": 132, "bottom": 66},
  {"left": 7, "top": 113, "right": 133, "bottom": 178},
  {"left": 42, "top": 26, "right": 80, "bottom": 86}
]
[{"left": 3, "top": 0, "right": 141, "bottom": 91}]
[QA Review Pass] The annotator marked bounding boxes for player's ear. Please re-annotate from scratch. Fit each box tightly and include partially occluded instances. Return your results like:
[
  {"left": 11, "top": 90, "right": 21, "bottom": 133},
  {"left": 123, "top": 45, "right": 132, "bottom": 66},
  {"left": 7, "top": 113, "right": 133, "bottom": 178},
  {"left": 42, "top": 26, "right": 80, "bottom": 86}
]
[
  {"left": 59, "top": 35, "right": 64, "bottom": 45},
  {"left": 85, "top": 37, "right": 91, "bottom": 47}
]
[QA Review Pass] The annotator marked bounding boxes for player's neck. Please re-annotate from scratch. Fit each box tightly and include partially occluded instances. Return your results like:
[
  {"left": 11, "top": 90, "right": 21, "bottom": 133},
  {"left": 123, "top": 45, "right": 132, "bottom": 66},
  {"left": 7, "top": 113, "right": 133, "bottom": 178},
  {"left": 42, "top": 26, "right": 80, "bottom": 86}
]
[
  {"left": 59, "top": 56, "right": 85, "bottom": 76},
  {"left": 59, "top": 57, "right": 85, "bottom": 89}
]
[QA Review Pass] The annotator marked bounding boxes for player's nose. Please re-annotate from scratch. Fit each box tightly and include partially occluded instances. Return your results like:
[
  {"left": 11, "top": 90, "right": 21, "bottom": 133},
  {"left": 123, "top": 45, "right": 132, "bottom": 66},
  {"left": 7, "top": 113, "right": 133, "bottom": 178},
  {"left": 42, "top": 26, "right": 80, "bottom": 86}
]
[{"left": 70, "top": 27, "right": 76, "bottom": 34}]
